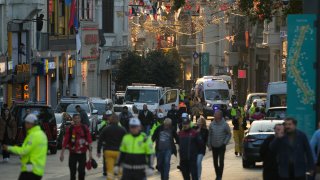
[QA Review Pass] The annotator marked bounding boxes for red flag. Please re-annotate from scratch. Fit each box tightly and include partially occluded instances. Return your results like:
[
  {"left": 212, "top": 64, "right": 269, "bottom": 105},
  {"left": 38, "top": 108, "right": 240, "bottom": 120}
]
[{"left": 68, "top": 0, "right": 76, "bottom": 29}]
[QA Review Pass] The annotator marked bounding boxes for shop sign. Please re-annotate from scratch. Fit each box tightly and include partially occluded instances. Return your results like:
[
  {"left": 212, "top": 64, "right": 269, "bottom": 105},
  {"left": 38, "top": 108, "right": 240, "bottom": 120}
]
[
  {"left": 17, "top": 64, "right": 30, "bottom": 74},
  {"left": 81, "top": 26, "right": 99, "bottom": 60}
]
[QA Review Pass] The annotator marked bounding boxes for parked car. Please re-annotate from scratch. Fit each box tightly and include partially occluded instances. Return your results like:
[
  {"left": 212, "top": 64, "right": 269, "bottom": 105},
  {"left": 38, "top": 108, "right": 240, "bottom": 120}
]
[
  {"left": 91, "top": 97, "right": 113, "bottom": 123},
  {"left": 55, "top": 113, "right": 72, "bottom": 149},
  {"left": 11, "top": 103, "right": 58, "bottom": 154},
  {"left": 55, "top": 96, "right": 91, "bottom": 113},
  {"left": 265, "top": 107, "right": 286, "bottom": 119},
  {"left": 242, "top": 120, "right": 284, "bottom": 168},
  {"left": 65, "top": 103, "right": 98, "bottom": 140}
]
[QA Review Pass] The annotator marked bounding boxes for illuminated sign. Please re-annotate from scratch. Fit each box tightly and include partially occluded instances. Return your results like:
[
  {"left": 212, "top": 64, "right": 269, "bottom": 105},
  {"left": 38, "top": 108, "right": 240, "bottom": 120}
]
[{"left": 238, "top": 70, "right": 246, "bottom": 79}]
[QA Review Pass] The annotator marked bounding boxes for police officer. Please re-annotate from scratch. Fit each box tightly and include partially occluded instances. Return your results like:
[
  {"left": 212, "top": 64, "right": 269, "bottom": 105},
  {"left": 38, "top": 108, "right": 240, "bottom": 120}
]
[
  {"left": 2, "top": 114, "right": 48, "bottom": 180},
  {"left": 98, "top": 110, "right": 113, "bottom": 176},
  {"left": 115, "top": 118, "right": 154, "bottom": 180},
  {"left": 230, "top": 102, "right": 246, "bottom": 156},
  {"left": 150, "top": 113, "right": 165, "bottom": 136}
]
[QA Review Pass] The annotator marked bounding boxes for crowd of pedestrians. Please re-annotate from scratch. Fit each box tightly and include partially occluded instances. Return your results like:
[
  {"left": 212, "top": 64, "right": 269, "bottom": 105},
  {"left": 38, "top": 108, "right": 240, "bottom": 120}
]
[{"left": 2, "top": 95, "right": 320, "bottom": 180}]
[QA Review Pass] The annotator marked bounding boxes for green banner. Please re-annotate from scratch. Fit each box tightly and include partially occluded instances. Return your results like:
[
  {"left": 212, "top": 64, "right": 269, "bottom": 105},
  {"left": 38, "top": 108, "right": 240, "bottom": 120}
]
[
  {"left": 287, "top": 14, "right": 316, "bottom": 138},
  {"left": 201, "top": 52, "right": 209, "bottom": 76}
]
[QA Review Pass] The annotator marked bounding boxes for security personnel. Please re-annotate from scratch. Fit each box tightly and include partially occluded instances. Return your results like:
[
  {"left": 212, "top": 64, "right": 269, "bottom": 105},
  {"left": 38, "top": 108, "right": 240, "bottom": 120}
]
[
  {"left": 115, "top": 118, "right": 154, "bottom": 180},
  {"left": 249, "top": 100, "right": 258, "bottom": 118},
  {"left": 179, "top": 90, "right": 186, "bottom": 102},
  {"left": 98, "top": 110, "right": 113, "bottom": 176},
  {"left": 150, "top": 113, "right": 165, "bottom": 136},
  {"left": 231, "top": 102, "right": 246, "bottom": 156},
  {"left": 3, "top": 114, "right": 48, "bottom": 180},
  {"left": 99, "top": 110, "right": 113, "bottom": 133}
]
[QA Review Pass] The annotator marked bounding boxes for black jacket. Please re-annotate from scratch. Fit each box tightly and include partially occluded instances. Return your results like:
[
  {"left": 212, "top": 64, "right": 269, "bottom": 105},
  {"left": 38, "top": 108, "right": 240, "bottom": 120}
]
[
  {"left": 167, "top": 109, "right": 179, "bottom": 130},
  {"left": 152, "top": 125, "right": 179, "bottom": 156},
  {"left": 260, "top": 135, "right": 279, "bottom": 180},
  {"left": 270, "top": 130, "right": 314, "bottom": 178},
  {"left": 138, "top": 110, "right": 154, "bottom": 126},
  {"left": 97, "top": 124, "right": 127, "bottom": 153},
  {"left": 79, "top": 109, "right": 90, "bottom": 127},
  {"left": 178, "top": 128, "right": 203, "bottom": 160},
  {"left": 193, "top": 126, "right": 208, "bottom": 155}
]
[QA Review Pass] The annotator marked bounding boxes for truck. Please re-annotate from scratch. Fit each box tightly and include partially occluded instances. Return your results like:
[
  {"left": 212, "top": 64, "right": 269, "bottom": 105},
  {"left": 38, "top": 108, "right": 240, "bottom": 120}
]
[
  {"left": 115, "top": 83, "right": 180, "bottom": 116},
  {"left": 194, "top": 78, "right": 231, "bottom": 118},
  {"left": 266, "top": 81, "right": 287, "bottom": 110}
]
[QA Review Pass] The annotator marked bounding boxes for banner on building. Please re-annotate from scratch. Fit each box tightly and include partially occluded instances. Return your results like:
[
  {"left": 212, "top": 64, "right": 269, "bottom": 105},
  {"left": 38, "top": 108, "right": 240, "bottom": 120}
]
[
  {"left": 81, "top": 25, "right": 99, "bottom": 60},
  {"left": 287, "top": 14, "right": 316, "bottom": 138},
  {"left": 200, "top": 52, "right": 209, "bottom": 76}
]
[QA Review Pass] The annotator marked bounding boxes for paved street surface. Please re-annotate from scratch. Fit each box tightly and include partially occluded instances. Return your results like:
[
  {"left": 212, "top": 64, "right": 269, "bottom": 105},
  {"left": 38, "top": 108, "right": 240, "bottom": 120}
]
[{"left": 0, "top": 120, "right": 262, "bottom": 180}]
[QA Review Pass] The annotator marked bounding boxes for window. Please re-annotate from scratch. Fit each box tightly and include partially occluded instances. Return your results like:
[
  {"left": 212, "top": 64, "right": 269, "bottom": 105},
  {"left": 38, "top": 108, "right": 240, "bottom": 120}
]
[
  {"left": 49, "top": 0, "right": 74, "bottom": 36},
  {"left": 102, "top": 0, "right": 114, "bottom": 33},
  {"left": 79, "top": 0, "right": 94, "bottom": 20},
  {"left": 165, "top": 90, "right": 178, "bottom": 104}
]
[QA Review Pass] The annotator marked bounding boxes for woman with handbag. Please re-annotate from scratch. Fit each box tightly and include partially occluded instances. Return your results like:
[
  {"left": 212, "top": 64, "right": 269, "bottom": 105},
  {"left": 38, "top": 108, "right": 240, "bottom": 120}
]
[{"left": 0, "top": 108, "right": 17, "bottom": 162}]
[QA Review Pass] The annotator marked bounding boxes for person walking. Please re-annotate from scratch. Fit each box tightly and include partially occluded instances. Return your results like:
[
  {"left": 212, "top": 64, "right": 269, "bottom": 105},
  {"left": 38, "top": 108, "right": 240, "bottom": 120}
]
[
  {"left": 60, "top": 114, "right": 93, "bottom": 180},
  {"left": 251, "top": 107, "right": 264, "bottom": 121},
  {"left": 167, "top": 104, "right": 179, "bottom": 131},
  {"left": 98, "top": 110, "right": 113, "bottom": 177},
  {"left": 97, "top": 113, "right": 126, "bottom": 180},
  {"left": 230, "top": 102, "right": 246, "bottom": 156},
  {"left": 75, "top": 105, "right": 90, "bottom": 127},
  {"left": 152, "top": 118, "right": 179, "bottom": 180},
  {"left": 270, "top": 117, "right": 314, "bottom": 180},
  {"left": 2, "top": 114, "right": 47, "bottom": 180},
  {"left": 178, "top": 116, "right": 203, "bottom": 180},
  {"left": 0, "top": 108, "right": 17, "bottom": 162},
  {"left": 194, "top": 117, "right": 208, "bottom": 180},
  {"left": 119, "top": 106, "right": 133, "bottom": 132},
  {"left": 310, "top": 121, "right": 320, "bottom": 179},
  {"left": 115, "top": 118, "right": 154, "bottom": 180},
  {"left": 260, "top": 123, "right": 284, "bottom": 180},
  {"left": 207, "top": 110, "right": 231, "bottom": 180},
  {"left": 191, "top": 99, "right": 203, "bottom": 123},
  {"left": 138, "top": 104, "right": 154, "bottom": 136},
  {"left": 150, "top": 113, "right": 165, "bottom": 136}
]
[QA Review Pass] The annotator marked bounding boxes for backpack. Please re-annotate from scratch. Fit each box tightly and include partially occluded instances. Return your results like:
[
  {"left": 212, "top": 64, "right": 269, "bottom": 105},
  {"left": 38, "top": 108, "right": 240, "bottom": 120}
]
[{"left": 69, "top": 125, "right": 88, "bottom": 148}]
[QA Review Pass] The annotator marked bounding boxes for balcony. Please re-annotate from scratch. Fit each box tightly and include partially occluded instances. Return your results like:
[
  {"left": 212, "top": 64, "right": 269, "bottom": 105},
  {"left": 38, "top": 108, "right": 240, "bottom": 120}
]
[
  {"left": 224, "top": 51, "right": 240, "bottom": 66},
  {"left": 10, "top": 0, "right": 45, "bottom": 20}
]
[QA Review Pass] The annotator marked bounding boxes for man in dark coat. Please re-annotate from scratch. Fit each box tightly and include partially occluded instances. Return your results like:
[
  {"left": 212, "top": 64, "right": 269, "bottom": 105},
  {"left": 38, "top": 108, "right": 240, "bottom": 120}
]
[
  {"left": 138, "top": 104, "right": 154, "bottom": 135},
  {"left": 260, "top": 123, "right": 283, "bottom": 180},
  {"left": 270, "top": 117, "right": 314, "bottom": 180},
  {"left": 167, "top": 104, "right": 179, "bottom": 131}
]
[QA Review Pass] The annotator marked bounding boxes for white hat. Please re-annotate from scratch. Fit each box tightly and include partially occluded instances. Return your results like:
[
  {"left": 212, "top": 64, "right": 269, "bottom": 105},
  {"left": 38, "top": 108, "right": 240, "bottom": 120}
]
[
  {"left": 181, "top": 113, "right": 188, "bottom": 119},
  {"left": 25, "top": 114, "right": 38, "bottom": 124},
  {"left": 105, "top": 110, "right": 113, "bottom": 116},
  {"left": 157, "top": 113, "right": 164, "bottom": 119},
  {"left": 129, "top": 118, "right": 141, "bottom": 126}
]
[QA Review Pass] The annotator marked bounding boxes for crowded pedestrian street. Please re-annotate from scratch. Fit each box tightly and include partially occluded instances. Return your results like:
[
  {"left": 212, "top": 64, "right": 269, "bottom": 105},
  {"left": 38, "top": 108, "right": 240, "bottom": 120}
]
[{"left": 0, "top": 120, "right": 262, "bottom": 180}]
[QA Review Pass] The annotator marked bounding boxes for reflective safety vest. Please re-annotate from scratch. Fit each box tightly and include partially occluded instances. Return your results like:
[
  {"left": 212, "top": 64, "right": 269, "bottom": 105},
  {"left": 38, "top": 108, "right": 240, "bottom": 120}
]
[
  {"left": 120, "top": 133, "right": 154, "bottom": 155},
  {"left": 231, "top": 107, "right": 244, "bottom": 118},
  {"left": 150, "top": 121, "right": 162, "bottom": 137},
  {"left": 249, "top": 105, "right": 256, "bottom": 116},
  {"left": 179, "top": 92, "right": 186, "bottom": 101},
  {"left": 9, "top": 126, "right": 48, "bottom": 176}
]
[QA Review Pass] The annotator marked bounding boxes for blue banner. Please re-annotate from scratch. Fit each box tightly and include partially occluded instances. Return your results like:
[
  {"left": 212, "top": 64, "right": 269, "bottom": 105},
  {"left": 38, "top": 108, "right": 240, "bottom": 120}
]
[{"left": 287, "top": 14, "right": 316, "bottom": 138}]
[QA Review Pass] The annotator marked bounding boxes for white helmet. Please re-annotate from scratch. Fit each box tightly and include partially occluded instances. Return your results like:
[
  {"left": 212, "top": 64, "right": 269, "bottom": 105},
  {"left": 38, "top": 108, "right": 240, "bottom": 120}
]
[{"left": 157, "top": 113, "right": 164, "bottom": 119}]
